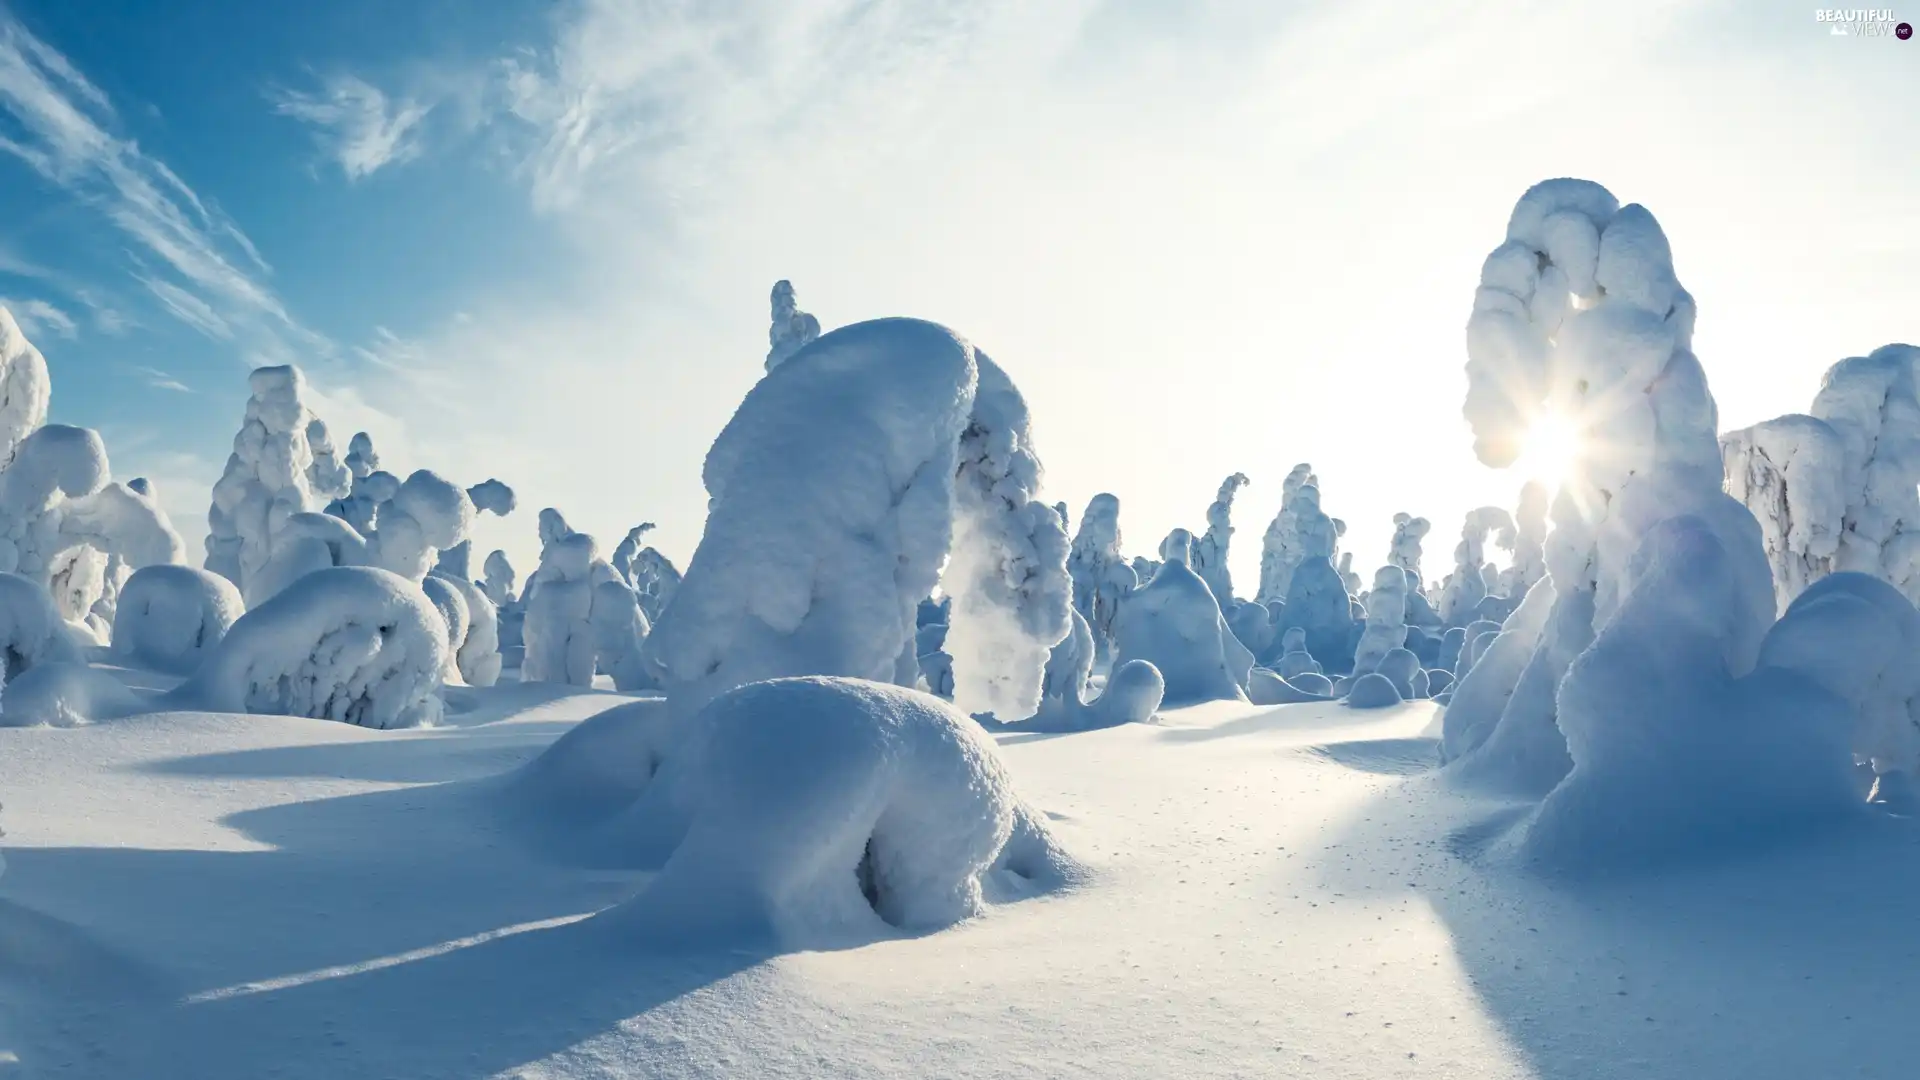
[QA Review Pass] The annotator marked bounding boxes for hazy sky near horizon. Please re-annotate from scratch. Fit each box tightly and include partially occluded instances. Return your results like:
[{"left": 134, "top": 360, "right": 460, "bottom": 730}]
[{"left": 1, "top": 0, "right": 1915, "bottom": 593}]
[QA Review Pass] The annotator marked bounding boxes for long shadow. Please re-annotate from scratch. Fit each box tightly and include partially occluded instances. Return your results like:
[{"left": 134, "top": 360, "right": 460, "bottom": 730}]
[
  {"left": 138, "top": 722, "right": 579, "bottom": 783},
  {"left": 23, "top": 914, "right": 763, "bottom": 1080},
  {"left": 1156, "top": 701, "right": 1431, "bottom": 744},
  {"left": 1315, "top": 745, "right": 1920, "bottom": 1080}
]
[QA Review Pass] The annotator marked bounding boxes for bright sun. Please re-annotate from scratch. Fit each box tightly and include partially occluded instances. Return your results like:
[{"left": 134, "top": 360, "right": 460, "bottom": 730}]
[{"left": 1515, "top": 412, "right": 1582, "bottom": 487}]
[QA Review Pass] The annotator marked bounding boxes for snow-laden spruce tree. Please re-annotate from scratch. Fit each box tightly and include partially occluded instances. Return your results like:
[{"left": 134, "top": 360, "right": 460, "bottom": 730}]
[
  {"left": 643, "top": 318, "right": 1070, "bottom": 727},
  {"left": 482, "top": 549, "right": 517, "bottom": 606},
  {"left": 1721, "top": 415, "right": 1847, "bottom": 615},
  {"left": 1353, "top": 565, "right": 1409, "bottom": 674},
  {"left": 1498, "top": 481, "right": 1550, "bottom": 600},
  {"left": 1066, "top": 492, "right": 1136, "bottom": 658},
  {"left": 765, "top": 280, "right": 822, "bottom": 372},
  {"left": 1257, "top": 464, "right": 1320, "bottom": 604},
  {"left": 928, "top": 350, "right": 1072, "bottom": 722},
  {"left": 1445, "top": 179, "right": 1775, "bottom": 793},
  {"left": 1438, "top": 506, "right": 1515, "bottom": 626},
  {"left": 1388, "top": 513, "right": 1430, "bottom": 580},
  {"left": 434, "top": 478, "right": 516, "bottom": 580},
  {"left": 1191, "top": 472, "right": 1249, "bottom": 605},
  {"left": 610, "top": 523, "right": 657, "bottom": 584},
  {"left": 521, "top": 530, "right": 603, "bottom": 686},
  {"left": 206, "top": 365, "right": 352, "bottom": 596},
  {"left": 0, "top": 314, "right": 186, "bottom": 628},
  {"left": 326, "top": 431, "right": 390, "bottom": 535}
]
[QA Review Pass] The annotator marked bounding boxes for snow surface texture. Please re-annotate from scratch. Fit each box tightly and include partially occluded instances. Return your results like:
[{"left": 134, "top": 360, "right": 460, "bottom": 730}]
[
  {"left": 610, "top": 676, "right": 1076, "bottom": 947},
  {"left": 1438, "top": 506, "right": 1513, "bottom": 626},
  {"left": 1452, "top": 178, "right": 1774, "bottom": 791},
  {"left": 1256, "top": 466, "right": 1332, "bottom": 604},
  {"left": 205, "top": 365, "right": 352, "bottom": 597},
  {"left": 1520, "top": 516, "right": 1859, "bottom": 871},
  {"left": 1110, "top": 560, "right": 1247, "bottom": 707},
  {"left": 1191, "top": 472, "right": 1249, "bottom": 605},
  {"left": 1067, "top": 492, "right": 1136, "bottom": 657},
  {"left": 941, "top": 352, "right": 1073, "bottom": 722},
  {"left": 765, "top": 279, "right": 823, "bottom": 372},
  {"left": 108, "top": 565, "right": 244, "bottom": 676},
  {"left": 175, "top": 566, "right": 448, "bottom": 729}
]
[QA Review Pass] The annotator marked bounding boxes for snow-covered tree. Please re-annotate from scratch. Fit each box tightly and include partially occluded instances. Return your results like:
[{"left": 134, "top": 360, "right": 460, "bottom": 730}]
[
  {"left": 629, "top": 547, "right": 682, "bottom": 624},
  {"left": 482, "top": 549, "right": 517, "bottom": 607},
  {"left": 206, "top": 365, "right": 352, "bottom": 596},
  {"left": 1387, "top": 513, "right": 1430, "bottom": 580},
  {"left": 1191, "top": 472, "right": 1249, "bottom": 605},
  {"left": 610, "top": 523, "right": 657, "bottom": 584},
  {"left": 766, "top": 279, "right": 822, "bottom": 372},
  {"left": 1112, "top": 560, "right": 1247, "bottom": 706},
  {"left": 589, "top": 578, "right": 653, "bottom": 691},
  {"left": 1257, "top": 468, "right": 1336, "bottom": 604},
  {"left": 1066, "top": 492, "right": 1136, "bottom": 658},
  {"left": 1446, "top": 179, "right": 1774, "bottom": 794},
  {"left": 1721, "top": 415, "right": 1847, "bottom": 614},
  {"left": 645, "top": 318, "right": 1069, "bottom": 727},
  {"left": 1159, "top": 528, "right": 1193, "bottom": 566},
  {"left": 434, "top": 478, "right": 517, "bottom": 580},
  {"left": 1353, "top": 565, "right": 1409, "bottom": 674},
  {"left": 521, "top": 531, "right": 602, "bottom": 687},
  {"left": 1499, "top": 481, "right": 1549, "bottom": 600},
  {"left": 1438, "top": 506, "right": 1514, "bottom": 626}
]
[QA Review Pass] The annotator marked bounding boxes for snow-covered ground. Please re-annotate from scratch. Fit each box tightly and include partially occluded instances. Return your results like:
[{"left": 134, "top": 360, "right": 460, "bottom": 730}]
[{"left": 4, "top": 688, "right": 1913, "bottom": 1079}]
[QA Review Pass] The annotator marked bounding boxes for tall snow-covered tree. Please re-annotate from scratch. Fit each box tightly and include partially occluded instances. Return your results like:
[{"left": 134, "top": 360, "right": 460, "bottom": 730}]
[
  {"left": 206, "top": 365, "right": 351, "bottom": 596},
  {"left": 1191, "top": 472, "right": 1249, "bottom": 605},
  {"left": 765, "top": 279, "right": 822, "bottom": 372}
]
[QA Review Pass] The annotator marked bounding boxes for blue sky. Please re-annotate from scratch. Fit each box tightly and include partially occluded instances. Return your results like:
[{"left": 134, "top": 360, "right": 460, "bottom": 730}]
[{"left": 1, "top": 0, "right": 1916, "bottom": 590}]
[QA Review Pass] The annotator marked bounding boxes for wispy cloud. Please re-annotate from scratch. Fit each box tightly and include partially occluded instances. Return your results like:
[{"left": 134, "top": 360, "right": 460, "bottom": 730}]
[
  {"left": 133, "top": 364, "right": 192, "bottom": 392},
  {"left": 0, "top": 9, "right": 309, "bottom": 352},
  {"left": 0, "top": 296, "right": 77, "bottom": 339},
  {"left": 272, "top": 74, "right": 433, "bottom": 181}
]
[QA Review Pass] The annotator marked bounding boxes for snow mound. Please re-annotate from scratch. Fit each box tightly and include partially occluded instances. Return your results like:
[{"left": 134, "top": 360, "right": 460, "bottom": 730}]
[
  {"left": 1345, "top": 673, "right": 1404, "bottom": 709},
  {"left": 1249, "top": 668, "right": 1331, "bottom": 704},
  {"left": 1111, "top": 560, "right": 1247, "bottom": 707},
  {"left": 1096, "top": 659, "right": 1165, "bottom": 723},
  {"left": 1519, "top": 516, "right": 1861, "bottom": 871},
  {"left": 0, "top": 660, "right": 148, "bottom": 727},
  {"left": 0, "top": 571, "right": 78, "bottom": 682},
  {"left": 175, "top": 566, "right": 448, "bottom": 729},
  {"left": 609, "top": 677, "right": 1075, "bottom": 948},
  {"left": 108, "top": 565, "right": 245, "bottom": 675}
]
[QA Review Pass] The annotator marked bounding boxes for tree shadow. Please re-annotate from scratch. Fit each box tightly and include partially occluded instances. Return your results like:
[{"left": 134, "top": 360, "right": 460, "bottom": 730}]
[
  {"left": 137, "top": 723, "right": 579, "bottom": 783},
  {"left": 1315, "top": 744, "right": 1920, "bottom": 1080},
  {"left": 1155, "top": 701, "right": 1434, "bottom": 744}
]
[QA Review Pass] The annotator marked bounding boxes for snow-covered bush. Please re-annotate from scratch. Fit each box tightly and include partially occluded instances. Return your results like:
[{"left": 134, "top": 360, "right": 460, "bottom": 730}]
[
  {"left": 1450, "top": 179, "right": 1774, "bottom": 791},
  {"left": 610, "top": 676, "right": 1075, "bottom": 946},
  {"left": 941, "top": 354, "right": 1073, "bottom": 722},
  {"left": 1518, "top": 516, "right": 1859, "bottom": 870},
  {"left": 1345, "top": 673, "right": 1403, "bottom": 709},
  {"left": 0, "top": 571, "right": 78, "bottom": 683},
  {"left": 1036, "top": 607, "right": 1096, "bottom": 718},
  {"left": 521, "top": 531, "right": 601, "bottom": 687},
  {"left": 646, "top": 318, "right": 1068, "bottom": 729},
  {"left": 1353, "top": 565, "right": 1408, "bottom": 674},
  {"left": 109, "top": 565, "right": 244, "bottom": 675},
  {"left": 1067, "top": 493, "right": 1136, "bottom": 657},
  {"left": 1110, "top": 560, "right": 1247, "bottom": 707},
  {"left": 1192, "top": 472, "right": 1249, "bottom": 605},
  {"left": 205, "top": 365, "right": 352, "bottom": 595},
  {"left": 174, "top": 566, "right": 447, "bottom": 729},
  {"left": 765, "top": 279, "right": 822, "bottom": 372}
]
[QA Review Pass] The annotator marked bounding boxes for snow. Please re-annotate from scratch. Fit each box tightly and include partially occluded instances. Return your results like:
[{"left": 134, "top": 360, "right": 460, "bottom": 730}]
[
  {"left": 1256, "top": 465, "right": 1333, "bottom": 604},
  {"left": 1345, "top": 671, "right": 1403, "bottom": 709},
  {"left": 432, "top": 571, "right": 503, "bottom": 687},
  {"left": 205, "top": 365, "right": 352, "bottom": 597},
  {"left": 174, "top": 566, "right": 449, "bottom": 730},
  {"left": 0, "top": 307, "right": 52, "bottom": 470},
  {"left": 366, "top": 470, "right": 476, "bottom": 582},
  {"left": 1191, "top": 472, "right": 1248, "bottom": 605},
  {"left": 1721, "top": 415, "right": 1846, "bottom": 615},
  {"left": 1353, "top": 564, "right": 1409, "bottom": 673},
  {"left": 108, "top": 565, "right": 245, "bottom": 676},
  {"left": 1438, "top": 506, "right": 1513, "bottom": 625},
  {"left": 1387, "top": 512, "right": 1429, "bottom": 580},
  {"left": 1110, "top": 559, "right": 1246, "bottom": 707},
  {"left": 765, "top": 279, "right": 822, "bottom": 372},
  {"left": 0, "top": 571, "right": 78, "bottom": 683},
  {"left": 610, "top": 677, "right": 1074, "bottom": 947},
  {"left": 589, "top": 579, "right": 653, "bottom": 692},
  {"left": 521, "top": 532, "right": 600, "bottom": 688},
  {"left": 481, "top": 549, "right": 517, "bottom": 607},
  {"left": 1066, "top": 493, "right": 1135, "bottom": 657},
  {"left": 1277, "top": 555, "right": 1353, "bottom": 673}
]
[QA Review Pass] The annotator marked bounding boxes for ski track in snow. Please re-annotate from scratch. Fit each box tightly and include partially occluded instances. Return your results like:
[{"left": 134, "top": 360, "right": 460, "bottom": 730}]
[{"left": 2, "top": 689, "right": 1917, "bottom": 1079}]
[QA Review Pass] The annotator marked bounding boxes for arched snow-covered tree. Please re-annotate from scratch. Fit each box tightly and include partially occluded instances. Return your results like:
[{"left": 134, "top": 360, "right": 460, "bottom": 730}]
[{"left": 1191, "top": 472, "right": 1249, "bottom": 605}]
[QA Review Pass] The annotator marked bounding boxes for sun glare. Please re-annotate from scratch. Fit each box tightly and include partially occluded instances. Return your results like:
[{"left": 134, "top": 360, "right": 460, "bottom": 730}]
[{"left": 1515, "top": 412, "right": 1581, "bottom": 488}]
